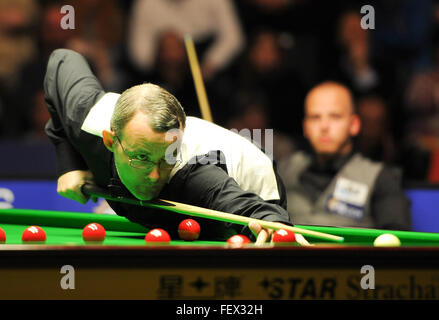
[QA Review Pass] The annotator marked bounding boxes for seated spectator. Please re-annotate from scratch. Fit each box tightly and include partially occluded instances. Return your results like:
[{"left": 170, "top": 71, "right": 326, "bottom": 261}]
[
  {"left": 236, "top": 0, "right": 299, "bottom": 34},
  {"left": 235, "top": 28, "right": 306, "bottom": 138},
  {"left": 355, "top": 94, "right": 398, "bottom": 164},
  {"left": 334, "top": 10, "right": 381, "bottom": 97},
  {"left": 149, "top": 30, "right": 199, "bottom": 119},
  {"left": 404, "top": 33, "right": 439, "bottom": 181},
  {"left": 66, "top": 0, "right": 125, "bottom": 91},
  {"left": 0, "top": 0, "right": 39, "bottom": 137},
  {"left": 20, "top": 2, "right": 75, "bottom": 77},
  {"left": 39, "top": 3, "right": 75, "bottom": 59},
  {"left": 0, "top": 0, "right": 39, "bottom": 85},
  {"left": 372, "top": 0, "right": 433, "bottom": 74},
  {"left": 278, "top": 81, "right": 411, "bottom": 231},
  {"left": 227, "top": 92, "right": 296, "bottom": 161},
  {"left": 127, "top": 0, "right": 244, "bottom": 82}
]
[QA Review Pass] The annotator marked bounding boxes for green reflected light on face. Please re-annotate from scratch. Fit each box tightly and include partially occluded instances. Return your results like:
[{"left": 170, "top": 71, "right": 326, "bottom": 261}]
[{"left": 113, "top": 112, "right": 182, "bottom": 201}]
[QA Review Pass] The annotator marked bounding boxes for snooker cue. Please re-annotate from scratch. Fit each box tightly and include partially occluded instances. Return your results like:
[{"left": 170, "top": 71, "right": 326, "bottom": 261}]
[
  {"left": 184, "top": 34, "right": 214, "bottom": 123},
  {"left": 82, "top": 183, "right": 344, "bottom": 243}
]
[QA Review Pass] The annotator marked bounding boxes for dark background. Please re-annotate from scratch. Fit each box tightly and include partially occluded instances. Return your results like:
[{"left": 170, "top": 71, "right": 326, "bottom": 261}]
[{"left": 0, "top": 0, "right": 438, "bottom": 184}]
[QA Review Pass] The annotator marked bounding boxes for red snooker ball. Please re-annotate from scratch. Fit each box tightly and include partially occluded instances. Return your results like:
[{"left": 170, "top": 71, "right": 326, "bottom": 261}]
[
  {"left": 178, "top": 219, "right": 200, "bottom": 241},
  {"left": 0, "top": 227, "right": 5, "bottom": 243},
  {"left": 145, "top": 228, "right": 171, "bottom": 243},
  {"left": 22, "top": 226, "right": 46, "bottom": 242},
  {"left": 82, "top": 223, "right": 106, "bottom": 243},
  {"left": 272, "top": 229, "right": 296, "bottom": 243},
  {"left": 227, "top": 234, "right": 251, "bottom": 247}
]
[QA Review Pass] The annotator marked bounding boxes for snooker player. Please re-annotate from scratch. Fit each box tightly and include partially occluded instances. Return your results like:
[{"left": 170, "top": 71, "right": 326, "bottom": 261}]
[
  {"left": 44, "top": 49, "right": 292, "bottom": 242},
  {"left": 278, "top": 81, "right": 411, "bottom": 230}
]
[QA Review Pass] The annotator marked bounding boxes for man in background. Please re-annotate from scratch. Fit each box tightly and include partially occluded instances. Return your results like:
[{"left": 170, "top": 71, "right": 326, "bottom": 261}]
[{"left": 279, "top": 81, "right": 411, "bottom": 230}]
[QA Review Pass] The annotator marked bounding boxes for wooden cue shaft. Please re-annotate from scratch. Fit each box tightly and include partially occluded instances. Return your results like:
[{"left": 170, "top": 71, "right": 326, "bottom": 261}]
[
  {"left": 82, "top": 184, "right": 344, "bottom": 243},
  {"left": 184, "top": 34, "right": 214, "bottom": 122},
  {"left": 152, "top": 199, "right": 344, "bottom": 242}
]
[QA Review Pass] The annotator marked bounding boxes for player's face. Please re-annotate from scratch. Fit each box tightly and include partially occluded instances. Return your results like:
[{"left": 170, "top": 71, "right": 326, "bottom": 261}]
[
  {"left": 303, "top": 88, "right": 359, "bottom": 156},
  {"left": 114, "top": 111, "right": 181, "bottom": 201}
]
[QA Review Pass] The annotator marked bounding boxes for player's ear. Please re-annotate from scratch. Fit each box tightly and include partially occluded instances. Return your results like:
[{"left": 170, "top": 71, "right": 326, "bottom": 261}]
[
  {"left": 102, "top": 130, "right": 116, "bottom": 152},
  {"left": 349, "top": 114, "right": 361, "bottom": 137}
]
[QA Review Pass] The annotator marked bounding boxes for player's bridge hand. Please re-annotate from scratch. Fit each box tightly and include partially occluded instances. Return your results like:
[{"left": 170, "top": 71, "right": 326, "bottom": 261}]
[
  {"left": 248, "top": 221, "right": 312, "bottom": 247},
  {"left": 248, "top": 221, "right": 273, "bottom": 246},
  {"left": 57, "top": 170, "right": 98, "bottom": 204}
]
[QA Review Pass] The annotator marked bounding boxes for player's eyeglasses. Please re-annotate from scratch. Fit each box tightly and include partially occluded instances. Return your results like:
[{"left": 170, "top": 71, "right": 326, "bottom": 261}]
[{"left": 115, "top": 136, "right": 179, "bottom": 171}]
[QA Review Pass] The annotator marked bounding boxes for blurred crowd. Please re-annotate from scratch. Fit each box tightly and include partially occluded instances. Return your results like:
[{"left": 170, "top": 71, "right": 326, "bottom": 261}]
[{"left": 1, "top": 0, "right": 439, "bottom": 183}]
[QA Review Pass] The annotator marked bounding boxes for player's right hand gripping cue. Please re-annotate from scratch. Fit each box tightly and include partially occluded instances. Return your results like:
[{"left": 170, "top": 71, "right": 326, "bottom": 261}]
[{"left": 57, "top": 170, "right": 98, "bottom": 204}]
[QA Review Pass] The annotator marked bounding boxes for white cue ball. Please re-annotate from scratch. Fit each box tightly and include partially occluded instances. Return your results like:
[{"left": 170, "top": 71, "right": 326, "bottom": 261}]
[{"left": 373, "top": 233, "right": 401, "bottom": 247}]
